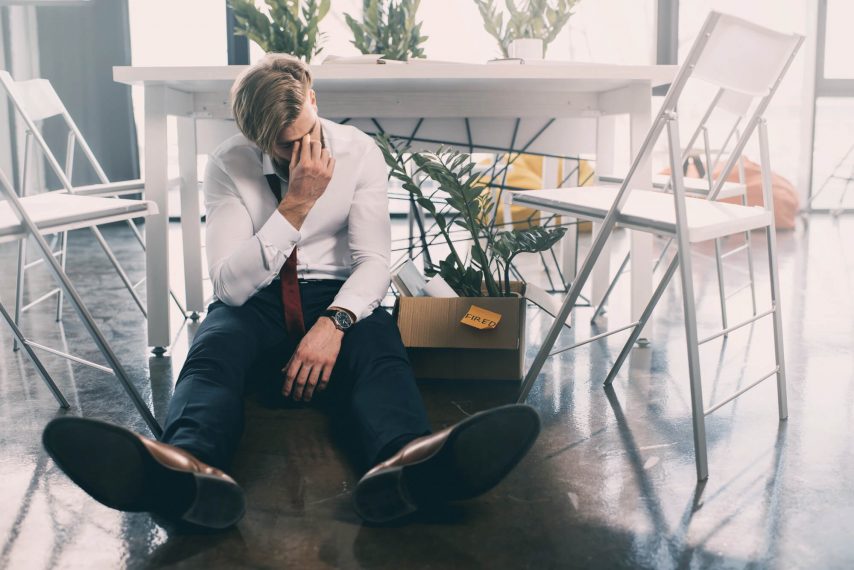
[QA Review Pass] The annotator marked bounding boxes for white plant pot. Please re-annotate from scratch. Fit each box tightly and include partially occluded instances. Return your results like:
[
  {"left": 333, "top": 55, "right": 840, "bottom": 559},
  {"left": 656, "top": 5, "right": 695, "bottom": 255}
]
[{"left": 508, "top": 38, "right": 544, "bottom": 60}]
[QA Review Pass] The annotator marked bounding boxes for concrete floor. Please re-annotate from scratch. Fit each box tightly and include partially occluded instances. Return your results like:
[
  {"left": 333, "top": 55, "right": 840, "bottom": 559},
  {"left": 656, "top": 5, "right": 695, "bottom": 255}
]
[{"left": 0, "top": 215, "right": 852, "bottom": 569}]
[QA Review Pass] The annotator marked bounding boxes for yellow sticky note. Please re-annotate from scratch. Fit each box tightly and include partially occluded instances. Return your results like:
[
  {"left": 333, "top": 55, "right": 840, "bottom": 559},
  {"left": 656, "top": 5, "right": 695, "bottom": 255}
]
[{"left": 460, "top": 305, "right": 502, "bottom": 330}]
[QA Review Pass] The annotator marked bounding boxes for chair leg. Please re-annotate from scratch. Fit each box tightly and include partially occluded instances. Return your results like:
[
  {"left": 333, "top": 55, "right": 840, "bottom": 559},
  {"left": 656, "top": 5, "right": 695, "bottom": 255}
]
[
  {"left": 517, "top": 211, "right": 620, "bottom": 403},
  {"left": 0, "top": 294, "right": 69, "bottom": 408},
  {"left": 125, "top": 217, "right": 190, "bottom": 318},
  {"left": 13, "top": 238, "right": 26, "bottom": 352},
  {"left": 714, "top": 238, "right": 728, "bottom": 332},
  {"left": 55, "top": 231, "right": 68, "bottom": 322},
  {"left": 766, "top": 226, "right": 789, "bottom": 420},
  {"left": 604, "top": 256, "right": 679, "bottom": 386},
  {"left": 666, "top": 116, "right": 709, "bottom": 481},
  {"left": 743, "top": 194, "right": 758, "bottom": 316},
  {"left": 758, "top": 120, "right": 788, "bottom": 420},
  {"left": 678, "top": 242, "right": 710, "bottom": 481},
  {"left": 89, "top": 226, "right": 148, "bottom": 317},
  {"left": 127, "top": 217, "right": 145, "bottom": 248},
  {"left": 0, "top": 169, "right": 161, "bottom": 436},
  {"left": 38, "top": 239, "right": 162, "bottom": 436}
]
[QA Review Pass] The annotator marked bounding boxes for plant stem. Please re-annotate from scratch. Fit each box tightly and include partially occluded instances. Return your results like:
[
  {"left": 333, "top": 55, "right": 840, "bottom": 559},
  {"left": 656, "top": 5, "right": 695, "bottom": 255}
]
[
  {"left": 456, "top": 167, "right": 499, "bottom": 296},
  {"left": 504, "top": 252, "right": 519, "bottom": 296}
]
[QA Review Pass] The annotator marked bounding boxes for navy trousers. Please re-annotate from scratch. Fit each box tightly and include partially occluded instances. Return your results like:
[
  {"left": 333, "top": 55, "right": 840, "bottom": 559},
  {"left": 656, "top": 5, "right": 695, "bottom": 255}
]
[{"left": 161, "top": 280, "right": 432, "bottom": 471}]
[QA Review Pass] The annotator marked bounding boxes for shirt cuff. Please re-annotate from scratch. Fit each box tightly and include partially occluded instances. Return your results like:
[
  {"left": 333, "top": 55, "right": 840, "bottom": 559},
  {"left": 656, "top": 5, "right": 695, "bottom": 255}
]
[
  {"left": 329, "top": 291, "right": 377, "bottom": 323},
  {"left": 256, "top": 210, "right": 301, "bottom": 267}
]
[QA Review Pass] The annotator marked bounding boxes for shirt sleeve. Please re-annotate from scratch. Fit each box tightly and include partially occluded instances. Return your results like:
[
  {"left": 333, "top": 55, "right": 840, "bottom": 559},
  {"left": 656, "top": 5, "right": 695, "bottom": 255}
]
[
  {"left": 329, "top": 142, "right": 391, "bottom": 322},
  {"left": 204, "top": 155, "right": 301, "bottom": 306}
]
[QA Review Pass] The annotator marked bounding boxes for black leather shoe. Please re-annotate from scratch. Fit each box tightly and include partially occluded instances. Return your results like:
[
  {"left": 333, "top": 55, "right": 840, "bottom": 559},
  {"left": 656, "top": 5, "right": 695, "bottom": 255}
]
[
  {"left": 42, "top": 417, "right": 245, "bottom": 530},
  {"left": 353, "top": 404, "right": 541, "bottom": 524}
]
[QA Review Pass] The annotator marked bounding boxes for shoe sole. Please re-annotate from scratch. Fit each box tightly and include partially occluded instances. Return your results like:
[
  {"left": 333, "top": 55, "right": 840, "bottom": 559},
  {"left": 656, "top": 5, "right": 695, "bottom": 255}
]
[
  {"left": 353, "top": 404, "right": 541, "bottom": 524},
  {"left": 42, "top": 417, "right": 245, "bottom": 530}
]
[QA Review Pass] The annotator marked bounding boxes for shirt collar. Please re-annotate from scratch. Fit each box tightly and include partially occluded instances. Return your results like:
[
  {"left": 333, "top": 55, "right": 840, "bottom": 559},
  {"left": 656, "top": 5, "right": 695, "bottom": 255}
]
[{"left": 262, "top": 118, "right": 333, "bottom": 178}]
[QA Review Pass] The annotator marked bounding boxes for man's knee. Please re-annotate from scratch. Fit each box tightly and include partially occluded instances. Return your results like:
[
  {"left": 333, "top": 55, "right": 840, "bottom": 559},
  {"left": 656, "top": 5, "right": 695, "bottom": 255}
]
[
  {"left": 181, "top": 304, "right": 263, "bottom": 379},
  {"left": 339, "top": 309, "right": 409, "bottom": 370},
  {"left": 192, "top": 305, "right": 259, "bottom": 351}
]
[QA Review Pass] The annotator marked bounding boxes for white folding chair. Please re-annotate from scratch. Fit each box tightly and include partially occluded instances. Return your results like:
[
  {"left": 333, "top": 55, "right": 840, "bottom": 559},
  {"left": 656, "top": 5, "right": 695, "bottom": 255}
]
[
  {"left": 595, "top": 119, "right": 759, "bottom": 331},
  {"left": 511, "top": 12, "right": 803, "bottom": 480},
  {"left": 0, "top": 69, "right": 188, "bottom": 342},
  {"left": 0, "top": 166, "right": 162, "bottom": 436}
]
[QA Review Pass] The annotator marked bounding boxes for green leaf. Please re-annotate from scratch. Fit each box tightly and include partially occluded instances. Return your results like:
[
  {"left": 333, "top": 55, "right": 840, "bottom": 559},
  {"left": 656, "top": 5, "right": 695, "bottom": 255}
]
[
  {"left": 228, "top": 0, "right": 330, "bottom": 60},
  {"left": 346, "top": 0, "right": 428, "bottom": 61},
  {"left": 318, "top": 0, "right": 331, "bottom": 20}
]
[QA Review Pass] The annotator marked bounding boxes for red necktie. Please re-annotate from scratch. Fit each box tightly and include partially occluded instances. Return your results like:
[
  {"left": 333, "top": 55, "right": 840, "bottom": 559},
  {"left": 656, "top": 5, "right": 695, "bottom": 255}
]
[
  {"left": 280, "top": 246, "right": 306, "bottom": 339},
  {"left": 266, "top": 173, "right": 306, "bottom": 339}
]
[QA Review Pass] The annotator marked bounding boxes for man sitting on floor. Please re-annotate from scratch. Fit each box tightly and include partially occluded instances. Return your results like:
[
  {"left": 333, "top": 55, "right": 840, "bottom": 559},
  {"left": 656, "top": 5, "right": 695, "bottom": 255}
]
[{"left": 41, "top": 54, "right": 540, "bottom": 529}]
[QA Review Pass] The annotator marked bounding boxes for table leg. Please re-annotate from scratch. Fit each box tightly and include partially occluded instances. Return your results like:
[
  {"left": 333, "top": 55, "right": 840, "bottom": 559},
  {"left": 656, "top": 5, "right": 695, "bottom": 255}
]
[
  {"left": 177, "top": 115, "right": 204, "bottom": 318},
  {"left": 144, "top": 85, "right": 170, "bottom": 353},
  {"left": 629, "top": 84, "right": 653, "bottom": 343},
  {"left": 592, "top": 115, "right": 616, "bottom": 306},
  {"left": 540, "top": 157, "right": 575, "bottom": 285}
]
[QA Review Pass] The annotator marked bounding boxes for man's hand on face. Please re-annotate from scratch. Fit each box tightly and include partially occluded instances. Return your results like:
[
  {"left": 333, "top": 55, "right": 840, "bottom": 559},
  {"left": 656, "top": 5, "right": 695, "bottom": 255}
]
[
  {"left": 281, "top": 316, "right": 343, "bottom": 402},
  {"left": 278, "top": 132, "right": 335, "bottom": 230}
]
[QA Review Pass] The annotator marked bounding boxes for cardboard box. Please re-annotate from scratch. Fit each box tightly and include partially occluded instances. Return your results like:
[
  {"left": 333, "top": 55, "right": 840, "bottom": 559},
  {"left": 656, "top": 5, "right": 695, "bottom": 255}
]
[{"left": 393, "top": 284, "right": 527, "bottom": 382}]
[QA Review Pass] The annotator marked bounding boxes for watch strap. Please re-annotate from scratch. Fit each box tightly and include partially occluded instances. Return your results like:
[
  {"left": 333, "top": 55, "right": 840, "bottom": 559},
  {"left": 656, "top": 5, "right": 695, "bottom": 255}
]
[{"left": 322, "top": 309, "right": 352, "bottom": 331}]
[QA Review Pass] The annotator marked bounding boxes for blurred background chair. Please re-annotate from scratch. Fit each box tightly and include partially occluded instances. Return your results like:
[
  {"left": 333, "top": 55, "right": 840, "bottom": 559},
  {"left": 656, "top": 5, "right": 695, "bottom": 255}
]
[
  {"left": 513, "top": 12, "right": 803, "bottom": 480},
  {"left": 0, "top": 70, "right": 188, "bottom": 352},
  {"left": 0, "top": 165, "right": 161, "bottom": 436}
]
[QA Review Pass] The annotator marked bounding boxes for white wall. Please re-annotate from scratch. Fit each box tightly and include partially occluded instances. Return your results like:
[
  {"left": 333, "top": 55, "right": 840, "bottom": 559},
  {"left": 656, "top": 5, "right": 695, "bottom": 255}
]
[
  {"left": 822, "top": 0, "right": 854, "bottom": 79},
  {"left": 0, "top": 10, "right": 11, "bottom": 182},
  {"left": 0, "top": 6, "right": 43, "bottom": 191},
  {"left": 127, "top": 0, "right": 226, "bottom": 66},
  {"left": 241, "top": 0, "right": 656, "bottom": 64}
]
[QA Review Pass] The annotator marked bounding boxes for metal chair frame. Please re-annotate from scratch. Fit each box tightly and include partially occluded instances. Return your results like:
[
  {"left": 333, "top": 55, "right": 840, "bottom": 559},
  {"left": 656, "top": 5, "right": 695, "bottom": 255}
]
[
  {"left": 0, "top": 70, "right": 188, "bottom": 345},
  {"left": 593, "top": 119, "right": 760, "bottom": 332},
  {"left": 515, "top": 11, "right": 803, "bottom": 480},
  {"left": 0, "top": 166, "right": 162, "bottom": 436}
]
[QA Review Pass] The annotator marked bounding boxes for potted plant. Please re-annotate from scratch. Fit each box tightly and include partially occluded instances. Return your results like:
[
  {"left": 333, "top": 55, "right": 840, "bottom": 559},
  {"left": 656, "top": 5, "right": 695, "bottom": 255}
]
[
  {"left": 377, "top": 135, "right": 566, "bottom": 297},
  {"left": 344, "top": 0, "right": 428, "bottom": 61},
  {"left": 228, "top": 0, "right": 331, "bottom": 63},
  {"left": 473, "top": 0, "right": 579, "bottom": 59},
  {"left": 377, "top": 135, "right": 567, "bottom": 381}
]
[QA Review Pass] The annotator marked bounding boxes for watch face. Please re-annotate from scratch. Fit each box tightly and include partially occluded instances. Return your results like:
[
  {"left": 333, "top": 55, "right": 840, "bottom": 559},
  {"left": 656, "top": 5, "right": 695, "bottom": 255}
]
[{"left": 334, "top": 311, "right": 353, "bottom": 329}]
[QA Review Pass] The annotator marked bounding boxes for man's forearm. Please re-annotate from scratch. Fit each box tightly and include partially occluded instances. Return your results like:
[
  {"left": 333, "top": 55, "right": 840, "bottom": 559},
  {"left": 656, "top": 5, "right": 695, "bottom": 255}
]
[
  {"left": 278, "top": 195, "right": 312, "bottom": 230},
  {"left": 329, "top": 259, "right": 391, "bottom": 323}
]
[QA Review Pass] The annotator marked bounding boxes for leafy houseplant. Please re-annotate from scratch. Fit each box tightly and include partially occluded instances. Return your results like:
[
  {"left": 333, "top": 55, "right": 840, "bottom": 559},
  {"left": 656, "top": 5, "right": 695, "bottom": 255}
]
[
  {"left": 345, "top": 0, "right": 428, "bottom": 61},
  {"left": 473, "top": 0, "right": 579, "bottom": 58},
  {"left": 228, "top": 0, "right": 331, "bottom": 62},
  {"left": 376, "top": 135, "right": 567, "bottom": 298}
]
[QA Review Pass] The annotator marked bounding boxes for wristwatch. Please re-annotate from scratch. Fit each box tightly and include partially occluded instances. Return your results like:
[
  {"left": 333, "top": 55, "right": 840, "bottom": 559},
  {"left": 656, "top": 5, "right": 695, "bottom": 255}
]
[{"left": 322, "top": 308, "right": 354, "bottom": 332}]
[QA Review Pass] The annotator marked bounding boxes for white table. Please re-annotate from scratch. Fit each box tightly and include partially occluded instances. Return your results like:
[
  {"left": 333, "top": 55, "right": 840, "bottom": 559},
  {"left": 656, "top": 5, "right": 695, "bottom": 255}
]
[{"left": 113, "top": 63, "right": 676, "bottom": 351}]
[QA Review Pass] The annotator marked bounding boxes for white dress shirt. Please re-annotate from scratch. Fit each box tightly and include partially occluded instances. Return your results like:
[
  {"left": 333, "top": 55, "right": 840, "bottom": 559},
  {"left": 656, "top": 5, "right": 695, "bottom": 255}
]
[{"left": 203, "top": 117, "right": 391, "bottom": 322}]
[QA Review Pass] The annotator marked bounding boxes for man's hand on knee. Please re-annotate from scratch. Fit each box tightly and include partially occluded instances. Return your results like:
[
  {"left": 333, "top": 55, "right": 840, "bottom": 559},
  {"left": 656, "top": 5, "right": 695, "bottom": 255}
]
[{"left": 281, "top": 317, "right": 343, "bottom": 401}]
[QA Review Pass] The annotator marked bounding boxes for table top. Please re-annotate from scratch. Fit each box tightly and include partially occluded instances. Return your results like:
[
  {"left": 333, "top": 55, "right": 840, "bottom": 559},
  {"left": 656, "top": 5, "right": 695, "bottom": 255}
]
[{"left": 114, "top": 63, "right": 678, "bottom": 94}]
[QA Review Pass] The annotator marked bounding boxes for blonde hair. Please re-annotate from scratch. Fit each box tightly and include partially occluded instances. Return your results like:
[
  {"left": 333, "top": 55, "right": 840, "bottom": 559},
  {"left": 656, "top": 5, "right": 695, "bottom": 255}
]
[{"left": 231, "top": 54, "right": 313, "bottom": 155}]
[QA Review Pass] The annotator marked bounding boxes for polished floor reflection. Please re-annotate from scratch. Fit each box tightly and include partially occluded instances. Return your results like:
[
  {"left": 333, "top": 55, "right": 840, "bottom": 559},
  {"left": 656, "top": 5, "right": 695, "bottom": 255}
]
[{"left": 0, "top": 215, "right": 852, "bottom": 569}]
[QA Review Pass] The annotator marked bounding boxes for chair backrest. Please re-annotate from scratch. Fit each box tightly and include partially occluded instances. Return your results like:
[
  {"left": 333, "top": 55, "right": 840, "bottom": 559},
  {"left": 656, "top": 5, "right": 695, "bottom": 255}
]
[
  {"left": 716, "top": 88, "right": 754, "bottom": 118},
  {"left": 0, "top": 69, "right": 111, "bottom": 193},
  {"left": 692, "top": 13, "right": 803, "bottom": 97},
  {"left": 0, "top": 70, "right": 66, "bottom": 121},
  {"left": 620, "top": 12, "right": 803, "bottom": 205}
]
